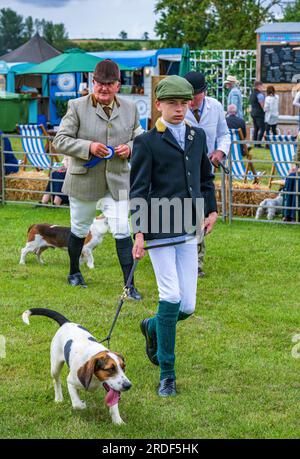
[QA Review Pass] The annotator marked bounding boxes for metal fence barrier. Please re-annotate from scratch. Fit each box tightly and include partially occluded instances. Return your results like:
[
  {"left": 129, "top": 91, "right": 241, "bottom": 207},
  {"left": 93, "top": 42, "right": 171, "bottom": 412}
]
[
  {"left": 227, "top": 138, "right": 300, "bottom": 225},
  {"left": 0, "top": 133, "right": 68, "bottom": 208},
  {"left": 1, "top": 133, "right": 299, "bottom": 226}
]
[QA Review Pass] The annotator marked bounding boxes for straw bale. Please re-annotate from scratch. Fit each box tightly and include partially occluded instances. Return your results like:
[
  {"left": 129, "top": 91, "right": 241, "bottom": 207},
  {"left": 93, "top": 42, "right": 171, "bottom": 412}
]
[
  {"left": 5, "top": 170, "right": 48, "bottom": 202},
  {"left": 215, "top": 181, "right": 278, "bottom": 217}
]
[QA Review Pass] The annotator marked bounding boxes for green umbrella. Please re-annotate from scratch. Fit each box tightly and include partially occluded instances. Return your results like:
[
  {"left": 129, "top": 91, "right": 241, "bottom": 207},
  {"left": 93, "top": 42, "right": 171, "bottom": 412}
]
[
  {"left": 16, "top": 48, "right": 128, "bottom": 74},
  {"left": 179, "top": 44, "right": 191, "bottom": 77}
]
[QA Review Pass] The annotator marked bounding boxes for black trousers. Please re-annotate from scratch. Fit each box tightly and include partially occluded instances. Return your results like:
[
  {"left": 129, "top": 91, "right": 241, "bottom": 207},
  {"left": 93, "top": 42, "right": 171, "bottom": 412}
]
[
  {"left": 265, "top": 123, "right": 277, "bottom": 136},
  {"left": 252, "top": 117, "right": 265, "bottom": 143}
]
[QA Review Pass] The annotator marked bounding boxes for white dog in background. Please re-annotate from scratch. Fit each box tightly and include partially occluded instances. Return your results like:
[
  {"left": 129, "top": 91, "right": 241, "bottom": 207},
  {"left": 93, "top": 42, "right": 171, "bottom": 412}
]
[
  {"left": 255, "top": 191, "right": 284, "bottom": 220},
  {"left": 19, "top": 215, "right": 109, "bottom": 268}
]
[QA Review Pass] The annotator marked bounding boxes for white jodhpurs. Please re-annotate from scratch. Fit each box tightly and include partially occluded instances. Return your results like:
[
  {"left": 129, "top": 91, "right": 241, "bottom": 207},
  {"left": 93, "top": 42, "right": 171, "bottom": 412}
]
[
  {"left": 148, "top": 235, "right": 198, "bottom": 315},
  {"left": 70, "top": 193, "right": 131, "bottom": 239}
]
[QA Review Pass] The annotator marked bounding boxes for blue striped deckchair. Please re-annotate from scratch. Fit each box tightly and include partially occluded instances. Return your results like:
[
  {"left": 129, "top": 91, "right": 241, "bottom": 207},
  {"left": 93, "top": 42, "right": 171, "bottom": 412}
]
[
  {"left": 229, "top": 128, "right": 262, "bottom": 183},
  {"left": 267, "top": 134, "right": 296, "bottom": 188},
  {"left": 18, "top": 124, "right": 59, "bottom": 170}
]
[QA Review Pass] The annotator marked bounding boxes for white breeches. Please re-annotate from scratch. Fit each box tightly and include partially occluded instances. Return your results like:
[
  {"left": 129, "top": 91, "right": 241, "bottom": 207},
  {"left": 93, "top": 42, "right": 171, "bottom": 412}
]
[
  {"left": 70, "top": 193, "right": 131, "bottom": 239},
  {"left": 148, "top": 235, "right": 198, "bottom": 315}
]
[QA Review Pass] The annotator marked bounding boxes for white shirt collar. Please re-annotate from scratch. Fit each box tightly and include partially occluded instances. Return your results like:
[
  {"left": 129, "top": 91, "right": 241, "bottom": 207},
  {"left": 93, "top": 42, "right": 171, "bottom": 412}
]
[{"left": 161, "top": 118, "right": 185, "bottom": 130}]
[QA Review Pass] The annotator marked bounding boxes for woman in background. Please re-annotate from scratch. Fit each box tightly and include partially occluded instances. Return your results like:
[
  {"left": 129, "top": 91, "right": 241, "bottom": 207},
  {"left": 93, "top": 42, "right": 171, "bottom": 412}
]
[
  {"left": 264, "top": 85, "right": 279, "bottom": 136},
  {"left": 292, "top": 81, "right": 300, "bottom": 130}
]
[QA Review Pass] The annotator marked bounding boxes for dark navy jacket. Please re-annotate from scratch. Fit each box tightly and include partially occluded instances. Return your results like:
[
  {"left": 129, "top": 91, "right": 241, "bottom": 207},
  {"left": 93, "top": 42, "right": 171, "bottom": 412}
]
[
  {"left": 0, "top": 132, "right": 19, "bottom": 175},
  {"left": 130, "top": 118, "right": 217, "bottom": 240}
]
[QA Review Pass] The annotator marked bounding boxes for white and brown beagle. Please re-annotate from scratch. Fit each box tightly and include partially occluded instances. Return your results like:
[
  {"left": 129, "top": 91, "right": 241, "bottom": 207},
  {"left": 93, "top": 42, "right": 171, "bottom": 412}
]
[
  {"left": 22, "top": 308, "right": 131, "bottom": 425},
  {"left": 19, "top": 215, "right": 108, "bottom": 268}
]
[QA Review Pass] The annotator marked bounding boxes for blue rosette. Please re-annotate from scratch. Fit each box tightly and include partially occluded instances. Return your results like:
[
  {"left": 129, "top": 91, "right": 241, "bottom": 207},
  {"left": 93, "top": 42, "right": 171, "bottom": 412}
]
[{"left": 83, "top": 146, "right": 114, "bottom": 168}]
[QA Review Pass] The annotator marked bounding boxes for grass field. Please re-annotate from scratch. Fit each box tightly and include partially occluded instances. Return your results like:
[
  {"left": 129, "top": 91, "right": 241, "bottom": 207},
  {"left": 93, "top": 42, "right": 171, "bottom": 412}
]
[{"left": 0, "top": 204, "right": 300, "bottom": 439}]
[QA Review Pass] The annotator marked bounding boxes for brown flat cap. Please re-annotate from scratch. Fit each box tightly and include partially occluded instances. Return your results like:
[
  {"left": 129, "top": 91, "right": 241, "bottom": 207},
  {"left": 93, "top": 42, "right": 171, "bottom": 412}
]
[{"left": 94, "top": 59, "right": 120, "bottom": 83}]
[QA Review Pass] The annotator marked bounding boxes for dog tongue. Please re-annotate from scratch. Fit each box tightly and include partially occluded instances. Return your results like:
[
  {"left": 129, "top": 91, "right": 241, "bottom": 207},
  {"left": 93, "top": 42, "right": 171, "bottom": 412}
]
[{"left": 104, "top": 384, "right": 120, "bottom": 407}]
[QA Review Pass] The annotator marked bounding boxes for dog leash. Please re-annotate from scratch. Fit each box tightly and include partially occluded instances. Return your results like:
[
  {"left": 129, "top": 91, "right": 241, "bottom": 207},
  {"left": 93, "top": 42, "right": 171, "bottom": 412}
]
[
  {"left": 99, "top": 235, "right": 198, "bottom": 347},
  {"left": 218, "top": 162, "right": 230, "bottom": 174}
]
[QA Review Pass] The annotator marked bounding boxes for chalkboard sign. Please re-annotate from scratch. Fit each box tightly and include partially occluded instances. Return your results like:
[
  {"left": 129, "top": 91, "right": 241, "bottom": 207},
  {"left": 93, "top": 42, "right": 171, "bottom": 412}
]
[{"left": 261, "top": 45, "right": 300, "bottom": 83}]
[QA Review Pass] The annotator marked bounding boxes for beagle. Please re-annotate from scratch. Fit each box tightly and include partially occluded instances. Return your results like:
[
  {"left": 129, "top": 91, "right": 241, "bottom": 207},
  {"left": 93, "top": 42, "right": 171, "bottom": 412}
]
[
  {"left": 22, "top": 308, "right": 131, "bottom": 425},
  {"left": 19, "top": 215, "right": 108, "bottom": 268}
]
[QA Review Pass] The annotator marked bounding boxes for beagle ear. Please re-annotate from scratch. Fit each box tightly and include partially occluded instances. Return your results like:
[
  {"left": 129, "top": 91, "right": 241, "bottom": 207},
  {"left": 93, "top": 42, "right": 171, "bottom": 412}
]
[
  {"left": 77, "top": 353, "right": 107, "bottom": 389},
  {"left": 77, "top": 359, "right": 96, "bottom": 390}
]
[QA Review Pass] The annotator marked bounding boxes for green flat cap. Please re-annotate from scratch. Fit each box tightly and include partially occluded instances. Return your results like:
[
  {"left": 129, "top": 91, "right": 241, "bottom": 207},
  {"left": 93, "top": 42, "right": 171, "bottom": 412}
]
[{"left": 155, "top": 75, "right": 194, "bottom": 100}]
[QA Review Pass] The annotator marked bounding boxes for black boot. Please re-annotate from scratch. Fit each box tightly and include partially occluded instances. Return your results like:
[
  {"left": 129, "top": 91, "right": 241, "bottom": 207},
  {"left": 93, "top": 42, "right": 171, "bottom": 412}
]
[
  {"left": 115, "top": 237, "right": 142, "bottom": 300},
  {"left": 67, "top": 232, "right": 87, "bottom": 287}
]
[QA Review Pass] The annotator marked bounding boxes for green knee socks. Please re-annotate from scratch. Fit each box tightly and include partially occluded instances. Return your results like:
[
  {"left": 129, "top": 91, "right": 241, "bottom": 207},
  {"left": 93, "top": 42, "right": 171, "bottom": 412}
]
[
  {"left": 156, "top": 300, "right": 180, "bottom": 380},
  {"left": 146, "top": 307, "right": 193, "bottom": 380},
  {"left": 147, "top": 310, "right": 192, "bottom": 335}
]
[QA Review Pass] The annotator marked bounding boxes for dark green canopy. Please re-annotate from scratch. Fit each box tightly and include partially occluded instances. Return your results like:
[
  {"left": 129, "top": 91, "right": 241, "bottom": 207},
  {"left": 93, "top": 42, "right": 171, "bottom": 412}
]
[{"left": 17, "top": 49, "right": 129, "bottom": 74}]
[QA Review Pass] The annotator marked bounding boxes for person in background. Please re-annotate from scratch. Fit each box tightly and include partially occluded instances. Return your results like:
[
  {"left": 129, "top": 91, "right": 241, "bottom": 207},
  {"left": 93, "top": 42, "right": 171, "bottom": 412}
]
[
  {"left": 292, "top": 81, "right": 300, "bottom": 130},
  {"left": 264, "top": 85, "right": 279, "bottom": 136},
  {"left": 224, "top": 75, "right": 243, "bottom": 119},
  {"left": 41, "top": 156, "right": 69, "bottom": 206},
  {"left": 53, "top": 59, "right": 143, "bottom": 298},
  {"left": 184, "top": 71, "right": 230, "bottom": 278},
  {"left": 249, "top": 81, "right": 265, "bottom": 147},
  {"left": 0, "top": 131, "right": 19, "bottom": 175},
  {"left": 283, "top": 132, "right": 300, "bottom": 222},
  {"left": 226, "top": 103, "right": 247, "bottom": 139}
]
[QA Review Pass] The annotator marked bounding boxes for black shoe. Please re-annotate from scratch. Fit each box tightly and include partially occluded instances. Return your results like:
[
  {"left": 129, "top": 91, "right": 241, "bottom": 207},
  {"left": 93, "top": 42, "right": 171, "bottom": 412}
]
[
  {"left": 198, "top": 268, "right": 205, "bottom": 278},
  {"left": 157, "top": 378, "right": 177, "bottom": 397},
  {"left": 140, "top": 318, "right": 159, "bottom": 366},
  {"left": 67, "top": 272, "right": 87, "bottom": 288},
  {"left": 127, "top": 286, "right": 142, "bottom": 301}
]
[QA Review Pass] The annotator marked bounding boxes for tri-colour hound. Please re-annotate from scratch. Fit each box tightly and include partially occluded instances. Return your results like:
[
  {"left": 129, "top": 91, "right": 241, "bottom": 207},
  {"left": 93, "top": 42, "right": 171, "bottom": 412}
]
[
  {"left": 22, "top": 308, "right": 131, "bottom": 425},
  {"left": 19, "top": 215, "right": 108, "bottom": 268}
]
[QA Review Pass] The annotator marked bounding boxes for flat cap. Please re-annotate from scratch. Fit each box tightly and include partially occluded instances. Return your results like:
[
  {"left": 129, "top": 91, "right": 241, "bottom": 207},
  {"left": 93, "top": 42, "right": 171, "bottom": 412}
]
[{"left": 155, "top": 75, "right": 194, "bottom": 100}]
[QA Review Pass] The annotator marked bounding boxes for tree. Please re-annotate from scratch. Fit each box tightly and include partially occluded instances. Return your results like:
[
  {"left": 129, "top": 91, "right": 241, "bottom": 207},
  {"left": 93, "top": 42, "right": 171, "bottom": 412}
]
[
  {"left": 41, "top": 21, "right": 69, "bottom": 50},
  {"left": 119, "top": 30, "right": 128, "bottom": 40},
  {"left": 154, "top": 0, "right": 211, "bottom": 49},
  {"left": 206, "top": 0, "right": 281, "bottom": 49},
  {"left": 142, "top": 31, "right": 149, "bottom": 40},
  {"left": 23, "top": 16, "right": 34, "bottom": 41},
  {"left": 154, "top": 0, "right": 282, "bottom": 49},
  {"left": 282, "top": 0, "right": 300, "bottom": 22},
  {"left": 0, "top": 8, "right": 24, "bottom": 55},
  {"left": 34, "top": 18, "right": 45, "bottom": 35}
]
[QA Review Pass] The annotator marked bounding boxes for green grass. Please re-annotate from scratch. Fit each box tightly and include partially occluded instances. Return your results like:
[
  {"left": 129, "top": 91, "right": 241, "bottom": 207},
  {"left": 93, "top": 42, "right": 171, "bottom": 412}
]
[{"left": 1, "top": 204, "right": 300, "bottom": 439}]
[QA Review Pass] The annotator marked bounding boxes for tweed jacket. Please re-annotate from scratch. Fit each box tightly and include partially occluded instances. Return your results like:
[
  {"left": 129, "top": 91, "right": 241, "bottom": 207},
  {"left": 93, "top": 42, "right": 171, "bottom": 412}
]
[
  {"left": 130, "top": 118, "right": 217, "bottom": 240},
  {"left": 53, "top": 94, "right": 143, "bottom": 201}
]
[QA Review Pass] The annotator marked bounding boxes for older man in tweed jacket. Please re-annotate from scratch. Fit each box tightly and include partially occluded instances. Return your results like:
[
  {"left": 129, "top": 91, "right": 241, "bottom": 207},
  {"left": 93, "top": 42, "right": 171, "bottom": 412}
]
[{"left": 53, "top": 59, "right": 143, "bottom": 298}]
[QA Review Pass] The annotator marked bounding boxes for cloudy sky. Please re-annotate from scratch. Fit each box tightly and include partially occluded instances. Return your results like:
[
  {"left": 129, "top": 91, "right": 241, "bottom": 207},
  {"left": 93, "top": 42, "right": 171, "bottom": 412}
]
[{"left": 0, "top": 0, "right": 158, "bottom": 39}]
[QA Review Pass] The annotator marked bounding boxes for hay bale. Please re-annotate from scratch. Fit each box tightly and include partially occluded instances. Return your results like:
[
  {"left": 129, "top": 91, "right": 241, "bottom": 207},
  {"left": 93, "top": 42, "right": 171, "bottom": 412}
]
[
  {"left": 215, "top": 181, "right": 278, "bottom": 217},
  {"left": 5, "top": 170, "right": 48, "bottom": 202}
]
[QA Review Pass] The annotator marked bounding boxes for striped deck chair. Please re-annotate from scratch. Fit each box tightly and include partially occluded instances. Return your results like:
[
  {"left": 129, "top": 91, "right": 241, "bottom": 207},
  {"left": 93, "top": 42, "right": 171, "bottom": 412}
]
[
  {"left": 229, "top": 128, "right": 261, "bottom": 184},
  {"left": 17, "top": 124, "right": 59, "bottom": 171},
  {"left": 267, "top": 134, "right": 296, "bottom": 188}
]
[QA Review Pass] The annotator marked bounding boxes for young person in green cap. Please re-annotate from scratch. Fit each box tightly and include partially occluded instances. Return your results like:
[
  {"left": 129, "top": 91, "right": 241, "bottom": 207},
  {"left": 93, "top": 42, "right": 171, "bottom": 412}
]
[{"left": 130, "top": 75, "right": 218, "bottom": 397}]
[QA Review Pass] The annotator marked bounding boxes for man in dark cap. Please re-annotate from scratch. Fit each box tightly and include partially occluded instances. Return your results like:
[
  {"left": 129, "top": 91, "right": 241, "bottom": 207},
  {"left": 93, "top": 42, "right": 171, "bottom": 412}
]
[
  {"left": 130, "top": 75, "right": 217, "bottom": 397},
  {"left": 53, "top": 59, "right": 143, "bottom": 299},
  {"left": 184, "top": 71, "right": 230, "bottom": 277}
]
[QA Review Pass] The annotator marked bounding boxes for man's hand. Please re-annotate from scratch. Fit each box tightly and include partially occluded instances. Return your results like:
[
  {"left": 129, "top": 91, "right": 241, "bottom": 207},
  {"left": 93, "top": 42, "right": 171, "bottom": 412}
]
[
  {"left": 90, "top": 142, "right": 110, "bottom": 158},
  {"left": 204, "top": 211, "right": 218, "bottom": 235},
  {"left": 210, "top": 150, "right": 225, "bottom": 167},
  {"left": 132, "top": 233, "right": 146, "bottom": 260},
  {"left": 115, "top": 144, "right": 131, "bottom": 160}
]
